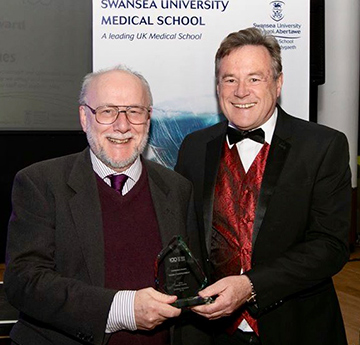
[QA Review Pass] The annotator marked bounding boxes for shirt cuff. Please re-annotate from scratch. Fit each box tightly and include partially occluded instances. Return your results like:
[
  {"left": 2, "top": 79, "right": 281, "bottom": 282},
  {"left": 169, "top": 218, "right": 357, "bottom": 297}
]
[{"left": 106, "top": 290, "right": 137, "bottom": 333}]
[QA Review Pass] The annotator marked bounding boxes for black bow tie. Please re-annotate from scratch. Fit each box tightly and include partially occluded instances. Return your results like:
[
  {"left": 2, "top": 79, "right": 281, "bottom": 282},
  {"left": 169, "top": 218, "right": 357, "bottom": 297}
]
[{"left": 227, "top": 127, "right": 265, "bottom": 145}]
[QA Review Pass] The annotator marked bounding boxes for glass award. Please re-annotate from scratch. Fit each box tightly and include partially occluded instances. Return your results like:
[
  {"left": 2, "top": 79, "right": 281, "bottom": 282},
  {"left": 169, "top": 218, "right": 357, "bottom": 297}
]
[{"left": 154, "top": 235, "right": 212, "bottom": 308}]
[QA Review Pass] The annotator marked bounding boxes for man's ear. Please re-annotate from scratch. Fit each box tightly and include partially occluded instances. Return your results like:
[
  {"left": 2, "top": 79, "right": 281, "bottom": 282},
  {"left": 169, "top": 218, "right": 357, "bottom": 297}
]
[
  {"left": 276, "top": 73, "right": 284, "bottom": 98},
  {"left": 79, "top": 105, "right": 87, "bottom": 133}
]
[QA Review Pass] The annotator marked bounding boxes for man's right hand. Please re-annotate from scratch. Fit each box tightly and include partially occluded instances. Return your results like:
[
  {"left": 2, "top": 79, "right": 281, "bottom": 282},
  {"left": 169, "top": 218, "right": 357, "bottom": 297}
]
[{"left": 134, "top": 288, "right": 181, "bottom": 330}]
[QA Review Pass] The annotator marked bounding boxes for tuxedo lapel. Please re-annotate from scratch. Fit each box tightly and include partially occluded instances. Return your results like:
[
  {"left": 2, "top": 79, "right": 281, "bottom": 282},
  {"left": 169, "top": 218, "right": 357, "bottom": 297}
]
[
  {"left": 252, "top": 107, "right": 292, "bottom": 247},
  {"left": 200, "top": 112, "right": 292, "bottom": 252},
  {"left": 67, "top": 148, "right": 105, "bottom": 287},
  {"left": 203, "top": 122, "right": 227, "bottom": 253}
]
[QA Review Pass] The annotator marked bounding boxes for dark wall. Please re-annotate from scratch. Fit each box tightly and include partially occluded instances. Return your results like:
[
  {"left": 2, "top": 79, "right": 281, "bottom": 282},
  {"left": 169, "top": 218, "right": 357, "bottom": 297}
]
[{"left": 309, "top": 0, "right": 325, "bottom": 122}]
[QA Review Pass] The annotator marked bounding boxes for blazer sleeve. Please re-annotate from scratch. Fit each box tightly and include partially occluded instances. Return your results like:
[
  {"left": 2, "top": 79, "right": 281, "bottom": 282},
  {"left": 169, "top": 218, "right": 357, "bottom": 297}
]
[
  {"left": 4, "top": 167, "right": 116, "bottom": 345},
  {"left": 246, "top": 130, "right": 352, "bottom": 313}
]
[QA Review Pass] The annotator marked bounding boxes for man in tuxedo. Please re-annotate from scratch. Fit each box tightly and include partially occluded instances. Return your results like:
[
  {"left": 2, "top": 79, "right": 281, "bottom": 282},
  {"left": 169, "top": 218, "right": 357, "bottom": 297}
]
[
  {"left": 5, "top": 65, "right": 209, "bottom": 345},
  {"left": 175, "top": 27, "right": 351, "bottom": 345}
]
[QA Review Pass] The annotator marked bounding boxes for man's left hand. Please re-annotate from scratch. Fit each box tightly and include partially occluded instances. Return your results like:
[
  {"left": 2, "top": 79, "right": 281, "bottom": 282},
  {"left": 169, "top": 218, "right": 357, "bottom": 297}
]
[{"left": 191, "top": 275, "right": 252, "bottom": 320}]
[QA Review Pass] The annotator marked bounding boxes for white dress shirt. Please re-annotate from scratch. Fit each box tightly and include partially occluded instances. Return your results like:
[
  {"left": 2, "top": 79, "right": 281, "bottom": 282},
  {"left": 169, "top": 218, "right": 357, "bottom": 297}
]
[
  {"left": 227, "top": 108, "right": 277, "bottom": 172},
  {"left": 227, "top": 109, "right": 277, "bottom": 331}
]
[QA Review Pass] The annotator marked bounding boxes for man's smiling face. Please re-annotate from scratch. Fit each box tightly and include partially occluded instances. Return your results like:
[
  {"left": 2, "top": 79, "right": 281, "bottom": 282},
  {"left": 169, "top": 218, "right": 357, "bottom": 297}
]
[
  {"left": 79, "top": 70, "right": 151, "bottom": 172},
  {"left": 217, "top": 45, "right": 283, "bottom": 130}
]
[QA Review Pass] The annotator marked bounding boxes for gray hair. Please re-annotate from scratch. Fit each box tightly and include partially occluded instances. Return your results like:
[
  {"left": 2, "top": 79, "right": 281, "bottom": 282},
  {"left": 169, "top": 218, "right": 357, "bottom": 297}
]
[
  {"left": 215, "top": 27, "right": 282, "bottom": 82},
  {"left": 78, "top": 64, "right": 153, "bottom": 106}
]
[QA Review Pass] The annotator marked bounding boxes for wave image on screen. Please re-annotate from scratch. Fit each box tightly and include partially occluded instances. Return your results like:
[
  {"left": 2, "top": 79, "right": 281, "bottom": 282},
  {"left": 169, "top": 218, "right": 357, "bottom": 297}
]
[{"left": 146, "top": 106, "right": 223, "bottom": 169}]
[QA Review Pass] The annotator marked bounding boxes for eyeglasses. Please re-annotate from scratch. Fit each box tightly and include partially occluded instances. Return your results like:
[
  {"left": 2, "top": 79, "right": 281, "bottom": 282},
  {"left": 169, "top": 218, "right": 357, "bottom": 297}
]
[{"left": 83, "top": 104, "right": 151, "bottom": 125}]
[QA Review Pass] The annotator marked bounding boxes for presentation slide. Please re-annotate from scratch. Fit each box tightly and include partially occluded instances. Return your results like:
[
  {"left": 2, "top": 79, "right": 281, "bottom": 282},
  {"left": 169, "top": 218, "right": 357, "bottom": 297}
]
[{"left": 93, "top": 0, "right": 310, "bottom": 167}]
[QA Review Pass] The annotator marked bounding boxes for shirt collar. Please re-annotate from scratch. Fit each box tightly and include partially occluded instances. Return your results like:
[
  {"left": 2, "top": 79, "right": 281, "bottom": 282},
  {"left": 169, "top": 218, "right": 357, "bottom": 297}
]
[
  {"left": 89, "top": 150, "right": 142, "bottom": 185},
  {"left": 228, "top": 107, "right": 278, "bottom": 145}
]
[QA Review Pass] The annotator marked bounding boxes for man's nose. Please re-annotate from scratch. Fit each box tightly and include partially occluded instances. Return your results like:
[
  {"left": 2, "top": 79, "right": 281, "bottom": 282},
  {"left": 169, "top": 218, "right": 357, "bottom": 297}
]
[
  {"left": 234, "top": 81, "right": 250, "bottom": 98},
  {"left": 112, "top": 111, "right": 131, "bottom": 132}
]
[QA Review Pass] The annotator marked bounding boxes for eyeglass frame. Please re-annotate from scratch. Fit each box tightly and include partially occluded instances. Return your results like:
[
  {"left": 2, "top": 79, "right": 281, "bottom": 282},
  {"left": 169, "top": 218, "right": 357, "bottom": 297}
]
[{"left": 82, "top": 103, "right": 151, "bottom": 125}]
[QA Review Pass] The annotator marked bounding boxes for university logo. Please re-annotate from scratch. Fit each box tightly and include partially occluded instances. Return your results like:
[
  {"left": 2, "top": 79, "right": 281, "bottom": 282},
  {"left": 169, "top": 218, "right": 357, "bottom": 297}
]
[{"left": 270, "top": 1, "right": 285, "bottom": 22}]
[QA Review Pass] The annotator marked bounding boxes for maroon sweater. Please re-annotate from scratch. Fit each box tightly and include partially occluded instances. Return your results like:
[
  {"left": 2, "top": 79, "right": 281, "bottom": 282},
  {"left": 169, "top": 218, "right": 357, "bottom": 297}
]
[{"left": 96, "top": 168, "right": 170, "bottom": 345}]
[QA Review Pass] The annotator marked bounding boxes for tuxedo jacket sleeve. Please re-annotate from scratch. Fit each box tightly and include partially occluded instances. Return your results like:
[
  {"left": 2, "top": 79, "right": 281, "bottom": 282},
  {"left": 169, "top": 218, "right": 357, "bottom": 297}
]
[
  {"left": 175, "top": 107, "right": 351, "bottom": 344},
  {"left": 4, "top": 148, "right": 207, "bottom": 345}
]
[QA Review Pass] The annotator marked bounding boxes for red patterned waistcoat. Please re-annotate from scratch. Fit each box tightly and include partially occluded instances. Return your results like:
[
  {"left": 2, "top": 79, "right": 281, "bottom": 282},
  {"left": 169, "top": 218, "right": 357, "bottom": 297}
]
[{"left": 211, "top": 141, "right": 270, "bottom": 335}]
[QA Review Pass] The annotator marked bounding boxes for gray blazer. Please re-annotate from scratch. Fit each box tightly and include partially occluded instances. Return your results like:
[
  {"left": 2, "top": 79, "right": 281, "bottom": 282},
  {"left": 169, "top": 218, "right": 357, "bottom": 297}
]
[{"left": 5, "top": 148, "right": 210, "bottom": 345}]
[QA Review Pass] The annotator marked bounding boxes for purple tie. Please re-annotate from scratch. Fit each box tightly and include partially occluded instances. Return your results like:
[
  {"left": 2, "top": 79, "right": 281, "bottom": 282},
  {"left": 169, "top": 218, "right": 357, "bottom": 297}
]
[{"left": 109, "top": 174, "right": 128, "bottom": 194}]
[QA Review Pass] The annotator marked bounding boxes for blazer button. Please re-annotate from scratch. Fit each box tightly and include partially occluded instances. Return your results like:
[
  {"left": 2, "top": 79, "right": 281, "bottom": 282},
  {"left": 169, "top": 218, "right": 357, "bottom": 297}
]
[
  {"left": 85, "top": 334, "right": 94, "bottom": 342},
  {"left": 76, "top": 332, "right": 85, "bottom": 340}
]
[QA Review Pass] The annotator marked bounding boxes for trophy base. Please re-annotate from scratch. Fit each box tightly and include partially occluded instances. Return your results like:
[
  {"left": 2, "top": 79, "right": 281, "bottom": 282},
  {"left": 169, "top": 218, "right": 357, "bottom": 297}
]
[{"left": 172, "top": 296, "right": 213, "bottom": 308}]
